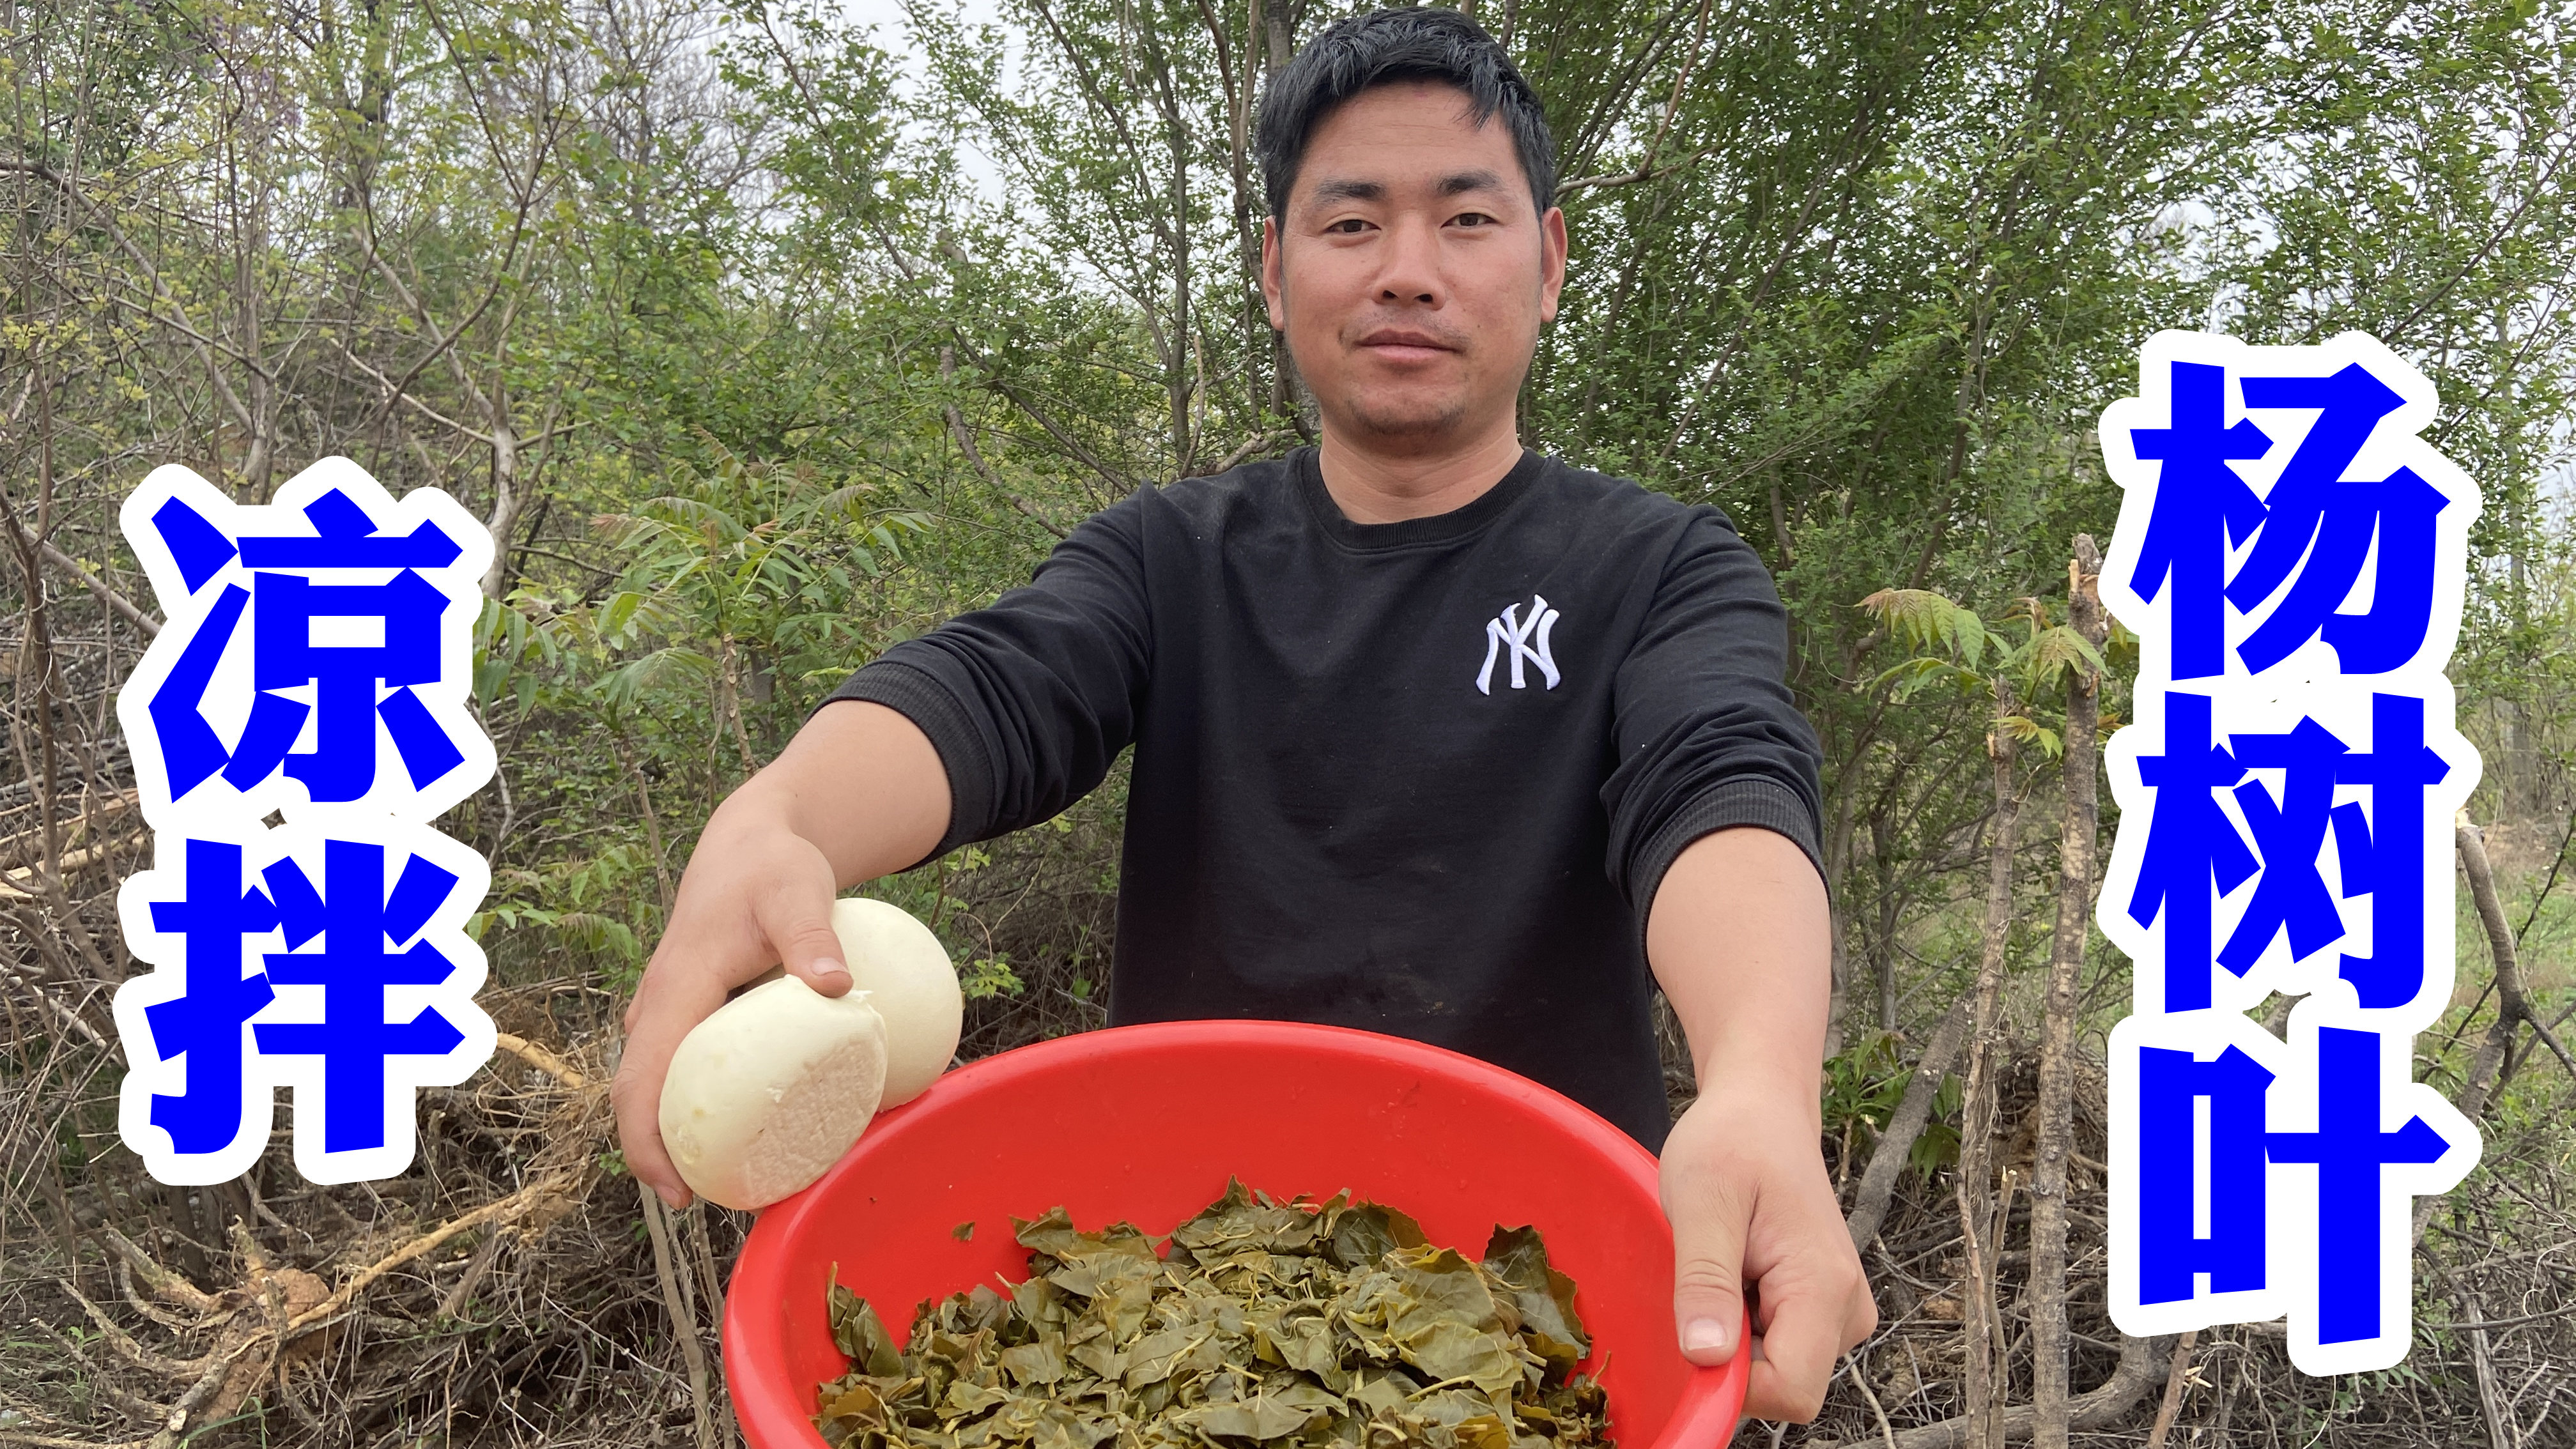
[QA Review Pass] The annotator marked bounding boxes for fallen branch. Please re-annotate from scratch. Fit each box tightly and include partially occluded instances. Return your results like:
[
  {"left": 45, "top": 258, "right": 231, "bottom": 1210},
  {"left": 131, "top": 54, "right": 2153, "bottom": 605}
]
[
  {"left": 2428, "top": 1302, "right": 2573, "bottom": 1332},
  {"left": 1886, "top": 1333, "right": 2171, "bottom": 1448},
  {"left": 1, "top": 826, "right": 148, "bottom": 900},
  {"left": 286, "top": 1173, "right": 573, "bottom": 1335},
  {"left": 495, "top": 1031, "right": 589, "bottom": 1089},
  {"left": 143, "top": 1347, "right": 242, "bottom": 1449},
  {"left": 102, "top": 1172, "right": 582, "bottom": 1446},
  {"left": 102, "top": 1226, "right": 228, "bottom": 1315},
  {"left": 4, "top": 962, "right": 112, "bottom": 1048},
  {"left": 31, "top": 1317, "right": 169, "bottom": 1419},
  {"left": 1846, "top": 994, "right": 1971, "bottom": 1250},
  {"left": 54, "top": 1276, "right": 203, "bottom": 1376},
  {"left": 0, "top": 787, "right": 139, "bottom": 864}
]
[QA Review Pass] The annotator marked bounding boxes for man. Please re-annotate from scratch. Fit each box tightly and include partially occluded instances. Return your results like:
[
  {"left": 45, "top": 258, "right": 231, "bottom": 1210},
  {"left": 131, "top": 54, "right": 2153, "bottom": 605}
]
[{"left": 612, "top": 5, "right": 1873, "bottom": 1422}]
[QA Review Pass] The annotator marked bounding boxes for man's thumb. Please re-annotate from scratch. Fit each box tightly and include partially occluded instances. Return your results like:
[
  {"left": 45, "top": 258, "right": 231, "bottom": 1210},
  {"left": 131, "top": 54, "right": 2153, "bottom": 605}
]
[
  {"left": 767, "top": 893, "right": 854, "bottom": 997},
  {"left": 1670, "top": 1195, "right": 1750, "bottom": 1366}
]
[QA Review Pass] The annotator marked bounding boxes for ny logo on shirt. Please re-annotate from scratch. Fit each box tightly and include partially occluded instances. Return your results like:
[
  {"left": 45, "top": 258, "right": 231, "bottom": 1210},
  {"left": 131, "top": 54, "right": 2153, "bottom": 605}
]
[{"left": 1476, "top": 594, "right": 1562, "bottom": 694}]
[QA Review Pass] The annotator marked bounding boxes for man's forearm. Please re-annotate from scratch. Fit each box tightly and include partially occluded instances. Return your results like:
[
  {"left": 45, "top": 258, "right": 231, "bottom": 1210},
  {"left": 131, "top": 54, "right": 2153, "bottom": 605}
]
[
  {"left": 1647, "top": 824, "right": 1870, "bottom": 1411},
  {"left": 1644, "top": 825, "right": 1832, "bottom": 1111},
  {"left": 712, "top": 699, "right": 953, "bottom": 887}
]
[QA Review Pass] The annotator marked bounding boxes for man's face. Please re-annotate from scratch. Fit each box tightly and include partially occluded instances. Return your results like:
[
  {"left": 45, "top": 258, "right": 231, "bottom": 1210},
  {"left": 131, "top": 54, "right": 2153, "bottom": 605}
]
[{"left": 1263, "top": 82, "right": 1568, "bottom": 454}]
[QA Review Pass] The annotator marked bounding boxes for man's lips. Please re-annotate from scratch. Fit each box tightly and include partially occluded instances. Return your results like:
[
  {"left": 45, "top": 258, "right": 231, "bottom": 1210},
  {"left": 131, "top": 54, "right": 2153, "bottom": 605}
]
[{"left": 1357, "top": 330, "right": 1458, "bottom": 363}]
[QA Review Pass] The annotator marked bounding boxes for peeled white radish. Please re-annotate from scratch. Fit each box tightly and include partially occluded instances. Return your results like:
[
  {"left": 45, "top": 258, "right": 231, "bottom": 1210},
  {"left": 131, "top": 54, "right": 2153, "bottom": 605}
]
[
  {"left": 658, "top": 976, "right": 888, "bottom": 1210},
  {"left": 829, "top": 896, "right": 962, "bottom": 1107}
]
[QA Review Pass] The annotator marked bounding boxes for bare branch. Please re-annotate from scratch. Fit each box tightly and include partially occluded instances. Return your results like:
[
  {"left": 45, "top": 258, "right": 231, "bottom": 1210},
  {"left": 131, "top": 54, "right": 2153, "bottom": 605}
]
[{"left": 29, "top": 535, "right": 160, "bottom": 636}]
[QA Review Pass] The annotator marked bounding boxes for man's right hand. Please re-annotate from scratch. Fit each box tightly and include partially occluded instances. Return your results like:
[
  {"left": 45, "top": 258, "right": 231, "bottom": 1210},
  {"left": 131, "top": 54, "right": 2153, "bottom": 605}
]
[
  {"left": 610, "top": 700, "right": 952, "bottom": 1209},
  {"left": 613, "top": 820, "right": 852, "bottom": 1208}
]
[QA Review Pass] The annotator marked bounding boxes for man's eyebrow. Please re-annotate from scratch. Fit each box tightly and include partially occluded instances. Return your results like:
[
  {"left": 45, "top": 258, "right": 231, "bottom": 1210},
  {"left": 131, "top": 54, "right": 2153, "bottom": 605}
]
[
  {"left": 1302, "top": 169, "right": 1511, "bottom": 205},
  {"left": 1437, "top": 168, "right": 1508, "bottom": 197}
]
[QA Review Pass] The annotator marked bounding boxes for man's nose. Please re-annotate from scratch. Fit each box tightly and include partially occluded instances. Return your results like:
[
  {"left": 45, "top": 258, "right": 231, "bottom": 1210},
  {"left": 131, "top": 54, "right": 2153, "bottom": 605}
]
[{"left": 1375, "top": 216, "right": 1445, "bottom": 305}]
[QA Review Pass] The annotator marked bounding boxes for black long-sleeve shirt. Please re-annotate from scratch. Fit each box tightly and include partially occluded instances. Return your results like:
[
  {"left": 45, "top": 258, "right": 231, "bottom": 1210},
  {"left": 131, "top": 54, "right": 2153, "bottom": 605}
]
[{"left": 829, "top": 445, "right": 1823, "bottom": 1149}]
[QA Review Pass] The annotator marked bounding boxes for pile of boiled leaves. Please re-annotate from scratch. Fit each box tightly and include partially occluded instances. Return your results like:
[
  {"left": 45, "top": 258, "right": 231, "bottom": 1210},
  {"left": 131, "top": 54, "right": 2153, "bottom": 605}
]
[{"left": 815, "top": 1180, "right": 1613, "bottom": 1449}]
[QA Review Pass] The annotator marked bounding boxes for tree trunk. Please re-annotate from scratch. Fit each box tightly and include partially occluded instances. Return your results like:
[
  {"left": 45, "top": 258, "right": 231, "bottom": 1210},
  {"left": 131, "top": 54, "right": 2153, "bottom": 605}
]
[
  {"left": 236, "top": 212, "right": 278, "bottom": 500},
  {"left": 1956, "top": 688, "right": 2023, "bottom": 1449},
  {"left": 479, "top": 403, "right": 522, "bottom": 598},
  {"left": 1226, "top": 0, "right": 1263, "bottom": 417},
  {"left": 1261, "top": 0, "right": 1305, "bottom": 431},
  {"left": 1873, "top": 806, "right": 1902, "bottom": 1030},
  {"left": 1845, "top": 991, "right": 1970, "bottom": 1250},
  {"left": 1823, "top": 752, "right": 1862, "bottom": 1060},
  {"left": 2027, "top": 537, "right": 2107, "bottom": 1449},
  {"left": 1265, "top": 1, "right": 1293, "bottom": 72}
]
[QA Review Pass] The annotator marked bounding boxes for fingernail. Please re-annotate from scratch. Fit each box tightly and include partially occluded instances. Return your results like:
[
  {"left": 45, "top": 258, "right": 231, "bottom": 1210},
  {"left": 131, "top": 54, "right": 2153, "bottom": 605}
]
[
  {"left": 1683, "top": 1318, "right": 1729, "bottom": 1354},
  {"left": 810, "top": 958, "right": 847, "bottom": 979},
  {"left": 657, "top": 1185, "right": 688, "bottom": 1211}
]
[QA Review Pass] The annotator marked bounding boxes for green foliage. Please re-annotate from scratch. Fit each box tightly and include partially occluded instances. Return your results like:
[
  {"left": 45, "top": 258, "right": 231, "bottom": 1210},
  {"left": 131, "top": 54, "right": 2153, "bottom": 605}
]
[
  {"left": 592, "top": 440, "right": 936, "bottom": 702},
  {"left": 1824, "top": 1029, "right": 1964, "bottom": 1178},
  {"left": 959, "top": 956, "right": 1027, "bottom": 1001},
  {"left": 1858, "top": 587, "right": 2104, "bottom": 758}
]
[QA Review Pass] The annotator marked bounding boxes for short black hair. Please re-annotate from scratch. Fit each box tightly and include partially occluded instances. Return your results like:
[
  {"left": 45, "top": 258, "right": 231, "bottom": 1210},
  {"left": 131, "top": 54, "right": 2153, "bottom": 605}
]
[{"left": 1254, "top": 6, "right": 1557, "bottom": 227}]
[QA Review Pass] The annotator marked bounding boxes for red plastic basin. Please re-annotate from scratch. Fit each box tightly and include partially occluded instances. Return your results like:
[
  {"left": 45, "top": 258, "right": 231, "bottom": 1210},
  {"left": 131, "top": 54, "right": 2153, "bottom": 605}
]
[{"left": 723, "top": 1020, "right": 1749, "bottom": 1448}]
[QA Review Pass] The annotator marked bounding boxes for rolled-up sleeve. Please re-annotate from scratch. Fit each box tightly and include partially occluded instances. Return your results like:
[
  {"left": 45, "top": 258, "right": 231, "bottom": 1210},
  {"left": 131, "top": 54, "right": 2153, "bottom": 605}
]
[
  {"left": 1600, "top": 509, "right": 1826, "bottom": 944},
  {"left": 824, "top": 488, "right": 1155, "bottom": 866}
]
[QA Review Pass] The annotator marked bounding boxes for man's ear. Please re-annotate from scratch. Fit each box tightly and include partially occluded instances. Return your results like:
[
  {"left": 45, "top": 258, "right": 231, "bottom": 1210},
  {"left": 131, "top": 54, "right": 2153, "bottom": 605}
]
[
  {"left": 1261, "top": 214, "right": 1286, "bottom": 332},
  {"left": 1539, "top": 204, "right": 1568, "bottom": 325}
]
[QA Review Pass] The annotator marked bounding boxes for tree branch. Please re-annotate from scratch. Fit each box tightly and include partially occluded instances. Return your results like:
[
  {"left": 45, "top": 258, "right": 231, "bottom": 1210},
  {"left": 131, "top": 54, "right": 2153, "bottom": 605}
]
[
  {"left": 1886, "top": 1333, "right": 2171, "bottom": 1448},
  {"left": 0, "top": 159, "right": 260, "bottom": 438},
  {"left": 33, "top": 535, "right": 160, "bottom": 636},
  {"left": 2460, "top": 815, "right": 2576, "bottom": 1077}
]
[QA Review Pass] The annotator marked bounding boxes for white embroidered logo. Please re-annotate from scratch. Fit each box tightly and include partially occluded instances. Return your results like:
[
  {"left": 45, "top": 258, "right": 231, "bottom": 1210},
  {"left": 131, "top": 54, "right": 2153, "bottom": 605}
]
[{"left": 1476, "top": 594, "right": 1562, "bottom": 694}]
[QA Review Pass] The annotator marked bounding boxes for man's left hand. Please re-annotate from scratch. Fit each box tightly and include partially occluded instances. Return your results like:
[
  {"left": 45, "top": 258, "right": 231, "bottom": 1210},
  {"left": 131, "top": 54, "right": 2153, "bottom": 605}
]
[{"left": 1660, "top": 1080, "right": 1876, "bottom": 1421}]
